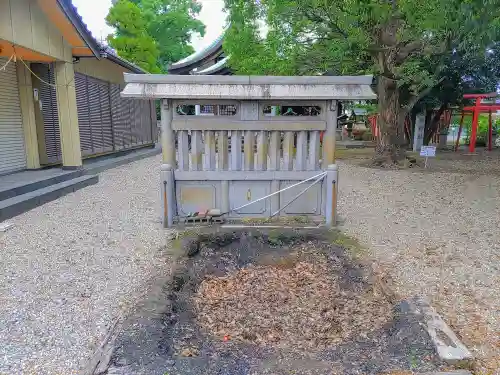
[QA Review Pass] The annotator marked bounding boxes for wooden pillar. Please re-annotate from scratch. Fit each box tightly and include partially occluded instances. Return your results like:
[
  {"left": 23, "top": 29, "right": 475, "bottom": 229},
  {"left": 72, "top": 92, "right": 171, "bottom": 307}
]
[
  {"left": 160, "top": 99, "right": 174, "bottom": 164},
  {"left": 53, "top": 61, "right": 82, "bottom": 169},
  {"left": 16, "top": 63, "right": 40, "bottom": 169},
  {"left": 469, "top": 98, "right": 481, "bottom": 153},
  {"left": 323, "top": 100, "right": 337, "bottom": 168}
]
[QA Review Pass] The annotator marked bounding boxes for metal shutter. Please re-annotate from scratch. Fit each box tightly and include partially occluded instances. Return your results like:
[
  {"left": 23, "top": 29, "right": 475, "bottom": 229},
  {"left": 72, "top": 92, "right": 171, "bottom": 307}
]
[
  {"left": 75, "top": 72, "right": 93, "bottom": 156},
  {"left": 110, "top": 84, "right": 124, "bottom": 150},
  {"left": 32, "top": 63, "right": 61, "bottom": 164},
  {"left": 100, "top": 82, "right": 113, "bottom": 152},
  {"left": 0, "top": 58, "right": 25, "bottom": 174},
  {"left": 88, "top": 77, "right": 104, "bottom": 154}
]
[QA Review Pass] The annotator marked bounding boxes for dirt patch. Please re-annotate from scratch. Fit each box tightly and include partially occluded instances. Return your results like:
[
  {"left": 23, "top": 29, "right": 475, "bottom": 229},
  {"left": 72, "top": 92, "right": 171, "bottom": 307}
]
[
  {"left": 194, "top": 248, "right": 392, "bottom": 351},
  {"left": 104, "top": 229, "right": 448, "bottom": 375}
]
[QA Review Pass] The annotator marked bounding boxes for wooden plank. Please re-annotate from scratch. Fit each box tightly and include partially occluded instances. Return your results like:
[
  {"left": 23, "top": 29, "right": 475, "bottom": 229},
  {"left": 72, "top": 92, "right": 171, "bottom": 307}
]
[
  {"left": 323, "top": 99, "right": 337, "bottom": 168},
  {"left": 172, "top": 118, "right": 326, "bottom": 131},
  {"left": 295, "top": 131, "right": 307, "bottom": 171},
  {"left": 174, "top": 170, "right": 322, "bottom": 181},
  {"left": 282, "top": 131, "right": 294, "bottom": 171},
  {"left": 217, "top": 130, "right": 229, "bottom": 171},
  {"left": 177, "top": 130, "right": 189, "bottom": 171},
  {"left": 268, "top": 131, "right": 280, "bottom": 171},
  {"left": 308, "top": 130, "right": 321, "bottom": 171},
  {"left": 191, "top": 130, "right": 203, "bottom": 171},
  {"left": 204, "top": 130, "right": 216, "bottom": 170},
  {"left": 244, "top": 131, "right": 255, "bottom": 171},
  {"left": 231, "top": 130, "right": 242, "bottom": 170},
  {"left": 256, "top": 131, "right": 268, "bottom": 171}
]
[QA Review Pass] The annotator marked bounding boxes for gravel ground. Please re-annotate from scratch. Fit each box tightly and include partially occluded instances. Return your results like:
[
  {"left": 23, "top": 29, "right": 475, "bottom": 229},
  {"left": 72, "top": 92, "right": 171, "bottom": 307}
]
[
  {"left": 0, "top": 154, "right": 170, "bottom": 375},
  {"left": 337, "top": 161, "right": 500, "bottom": 373}
]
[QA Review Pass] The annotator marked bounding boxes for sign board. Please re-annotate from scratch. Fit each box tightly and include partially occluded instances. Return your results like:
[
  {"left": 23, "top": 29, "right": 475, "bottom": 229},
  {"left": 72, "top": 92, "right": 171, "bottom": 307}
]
[
  {"left": 412, "top": 113, "right": 425, "bottom": 152},
  {"left": 420, "top": 146, "right": 436, "bottom": 157}
]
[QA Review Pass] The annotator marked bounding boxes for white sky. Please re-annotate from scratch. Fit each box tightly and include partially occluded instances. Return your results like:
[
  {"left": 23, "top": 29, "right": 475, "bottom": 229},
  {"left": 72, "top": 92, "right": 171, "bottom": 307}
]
[{"left": 71, "top": 0, "right": 226, "bottom": 52}]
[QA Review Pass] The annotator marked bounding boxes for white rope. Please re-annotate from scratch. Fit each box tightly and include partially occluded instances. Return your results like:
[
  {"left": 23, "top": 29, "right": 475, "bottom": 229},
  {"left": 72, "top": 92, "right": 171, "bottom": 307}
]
[
  {"left": 270, "top": 173, "right": 325, "bottom": 217},
  {"left": 230, "top": 171, "right": 327, "bottom": 214},
  {"left": 0, "top": 54, "right": 15, "bottom": 71},
  {"left": 19, "top": 56, "right": 76, "bottom": 88}
]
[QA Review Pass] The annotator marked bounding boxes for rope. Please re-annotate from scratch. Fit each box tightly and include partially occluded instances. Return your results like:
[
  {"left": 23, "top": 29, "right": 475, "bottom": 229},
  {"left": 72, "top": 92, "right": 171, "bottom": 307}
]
[
  {"left": 18, "top": 56, "right": 76, "bottom": 88},
  {"left": 0, "top": 54, "right": 15, "bottom": 71}
]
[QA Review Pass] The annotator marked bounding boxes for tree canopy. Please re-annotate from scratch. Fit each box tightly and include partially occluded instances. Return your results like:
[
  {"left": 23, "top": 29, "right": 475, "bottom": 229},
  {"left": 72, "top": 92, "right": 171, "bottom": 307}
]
[
  {"left": 106, "top": 0, "right": 205, "bottom": 73},
  {"left": 223, "top": 0, "right": 500, "bottom": 164}
]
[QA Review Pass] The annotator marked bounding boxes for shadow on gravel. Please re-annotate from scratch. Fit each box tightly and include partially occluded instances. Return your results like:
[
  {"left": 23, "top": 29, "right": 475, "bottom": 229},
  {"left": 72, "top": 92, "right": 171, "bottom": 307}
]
[{"left": 100, "top": 228, "right": 447, "bottom": 375}]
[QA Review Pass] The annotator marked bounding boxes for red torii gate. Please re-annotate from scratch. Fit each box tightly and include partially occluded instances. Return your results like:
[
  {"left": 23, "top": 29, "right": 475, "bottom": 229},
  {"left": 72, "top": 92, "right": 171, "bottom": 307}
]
[{"left": 455, "top": 93, "right": 500, "bottom": 153}]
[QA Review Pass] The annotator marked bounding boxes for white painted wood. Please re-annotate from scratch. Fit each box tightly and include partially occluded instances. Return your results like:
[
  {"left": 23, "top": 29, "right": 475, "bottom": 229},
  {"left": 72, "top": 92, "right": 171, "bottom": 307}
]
[
  {"left": 243, "top": 130, "right": 255, "bottom": 171},
  {"left": 308, "top": 130, "right": 321, "bottom": 171},
  {"left": 217, "top": 131, "right": 229, "bottom": 171},
  {"left": 256, "top": 131, "right": 268, "bottom": 171},
  {"left": 295, "top": 131, "right": 307, "bottom": 171},
  {"left": 177, "top": 130, "right": 189, "bottom": 171},
  {"left": 282, "top": 132, "right": 294, "bottom": 171},
  {"left": 204, "top": 130, "right": 216, "bottom": 170},
  {"left": 231, "top": 130, "right": 242, "bottom": 171},
  {"left": 190, "top": 130, "right": 203, "bottom": 171},
  {"left": 171, "top": 119, "right": 326, "bottom": 131},
  {"left": 268, "top": 131, "right": 280, "bottom": 171}
]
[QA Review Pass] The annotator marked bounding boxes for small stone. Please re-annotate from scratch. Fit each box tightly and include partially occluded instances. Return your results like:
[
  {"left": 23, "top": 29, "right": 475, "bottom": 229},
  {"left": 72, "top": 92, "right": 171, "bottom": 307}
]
[{"left": 180, "top": 347, "right": 199, "bottom": 357}]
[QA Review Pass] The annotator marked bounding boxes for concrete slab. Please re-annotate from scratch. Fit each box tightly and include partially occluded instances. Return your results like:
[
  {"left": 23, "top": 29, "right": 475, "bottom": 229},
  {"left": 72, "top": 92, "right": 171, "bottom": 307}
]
[{"left": 409, "top": 297, "right": 473, "bottom": 363}]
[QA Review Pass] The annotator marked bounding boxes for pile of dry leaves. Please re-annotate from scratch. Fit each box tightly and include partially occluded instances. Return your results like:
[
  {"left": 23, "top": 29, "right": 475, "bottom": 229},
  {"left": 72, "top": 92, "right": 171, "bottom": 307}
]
[{"left": 194, "top": 252, "right": 393, "bottom": 351}]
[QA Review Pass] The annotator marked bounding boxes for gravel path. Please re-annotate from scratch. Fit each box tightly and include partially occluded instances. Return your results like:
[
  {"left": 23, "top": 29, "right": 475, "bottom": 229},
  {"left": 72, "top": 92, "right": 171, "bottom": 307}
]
[
  {"left": 337, "top": 161, "right": 500, "bottom": 373},
  {"left": 0, "top": 155, "right": 170, "bottom": 375}
]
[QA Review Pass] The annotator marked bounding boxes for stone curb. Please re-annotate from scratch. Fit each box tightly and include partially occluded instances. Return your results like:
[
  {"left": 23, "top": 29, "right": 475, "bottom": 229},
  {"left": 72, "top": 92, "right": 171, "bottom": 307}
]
[{"left": 409, "top": 297, "right": 473, "bottom": 363}]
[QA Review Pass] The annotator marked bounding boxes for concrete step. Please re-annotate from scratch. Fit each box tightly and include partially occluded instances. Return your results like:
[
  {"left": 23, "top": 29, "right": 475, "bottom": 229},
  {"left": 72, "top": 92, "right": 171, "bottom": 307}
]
[
  {"left": 83, "top": 147, "right": 160, "bottom": 175},
  {"left": 0, "top": 170, "right": 83, "bottom": 202},
  {"left": 0, "top": 175, "right": 98, "bottom": 222}
]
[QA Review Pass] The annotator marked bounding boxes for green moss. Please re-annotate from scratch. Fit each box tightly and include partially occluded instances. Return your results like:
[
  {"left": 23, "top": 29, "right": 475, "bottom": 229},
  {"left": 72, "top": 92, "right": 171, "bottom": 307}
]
[{"left": 328, "top": 229, "right": 366, "bottom": 259}]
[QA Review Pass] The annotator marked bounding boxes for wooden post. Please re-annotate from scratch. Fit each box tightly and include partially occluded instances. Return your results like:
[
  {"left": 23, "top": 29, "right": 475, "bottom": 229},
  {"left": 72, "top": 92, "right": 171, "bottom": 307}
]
[
  {"left": 204, "top": 130, "right": 216, "bottom": 170},
  {"left": 244, "top": 130, "right": 255, "bottom": 171},
  {"left": 231, "top": 130, "right": 242, "bottom": 170},
  {"left": 177, "top": 130, "right": 189, "bottom": 171},
  {"left": 160, "top": 99, "right": 174, "bottom": 164},
  {"left": 283, "top": 132, "right": 294, "bottom": 171},
  {"left": 218, "top": 131, "right": 229, "bottom": 171},
  {"left": 469, "top": 97, "right": 481, "bottom": 153},
  {"left": 326, "top": 164, "right": 338, "bottom": 226},
  {"left": 256, "top": 131, "right": 268, "bottom": 171},
  {"left": 323, "top": 100, "right": 338, "bottom": 169}
]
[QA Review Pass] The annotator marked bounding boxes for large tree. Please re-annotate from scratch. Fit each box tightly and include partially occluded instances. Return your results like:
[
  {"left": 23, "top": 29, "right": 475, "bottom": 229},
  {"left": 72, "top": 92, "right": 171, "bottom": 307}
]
[
  {"left": 224, "top": 0, "right": 500, "bottom": 165},
  {"left": 106, "top": 0, "right": 205, "bottom": 73}
]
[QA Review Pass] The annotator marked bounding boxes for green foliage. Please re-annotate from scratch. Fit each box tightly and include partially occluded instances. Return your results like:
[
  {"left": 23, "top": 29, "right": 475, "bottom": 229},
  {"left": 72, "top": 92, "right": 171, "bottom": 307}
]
[
  {"left": 106, "top": 0, "right": 205, "bottom": 73},
  {"left": 224, "top": 0, "right": 500, "bottom": 111}
]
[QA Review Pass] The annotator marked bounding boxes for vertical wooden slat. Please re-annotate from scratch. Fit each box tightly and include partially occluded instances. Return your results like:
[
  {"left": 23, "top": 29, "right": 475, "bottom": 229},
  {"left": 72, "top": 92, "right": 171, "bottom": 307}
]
[
  {"left": 323, "top": 99, "right": 338, "bottom": 168},
  {"left": 191, "top": 130, "right": 203, "bottom": 171},
  {"left": 268, "top": 131, "right": 280, "bottom": 171},
  {"left": 295, "top": 131, "right": 307, "bottom": 170},
  {"left": 204, "top": 130, "right": 216, "bottom": 170},
  {"left": 244, "top": 131, "right": 255, "bottom": 171},
  {"left": 217, "top": 130, "right": 229, "bottom": 171},
  {"left": 231, "top": 130, "right": 242, "bottom": 170},
  {"left": 256, "top": 131, "right": 268, "bottom": 171},
  {"left": 308, "top": 130, "right": 321, "bottom": 171},
  {"left": 282, "top": 131, "right": 294, "bottom": 171},
  {"left": 177, "top": 130, "right": 189, "bottom": 171}
]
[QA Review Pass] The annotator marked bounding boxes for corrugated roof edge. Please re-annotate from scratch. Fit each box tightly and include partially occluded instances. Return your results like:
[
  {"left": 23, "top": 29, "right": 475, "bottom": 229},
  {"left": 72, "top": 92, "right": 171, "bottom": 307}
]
[
  {"left": 58, "top": 0, "right": 147, "bottom": 74},
  {"left": 100, "top": 48, "right": 146, "bottom": 74},
  {"left": 56, "top": 0, "right": 101, "bottom": 58}
]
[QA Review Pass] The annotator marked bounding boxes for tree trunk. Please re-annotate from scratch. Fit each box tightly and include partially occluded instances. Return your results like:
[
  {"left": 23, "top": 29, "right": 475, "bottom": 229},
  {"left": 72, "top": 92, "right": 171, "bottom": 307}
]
[
  {"left": 374, "top": 76, "right": 406, "bottom": 166},
  {"left": 424, "top": 104, "right": 447, "bottom": 145}
]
